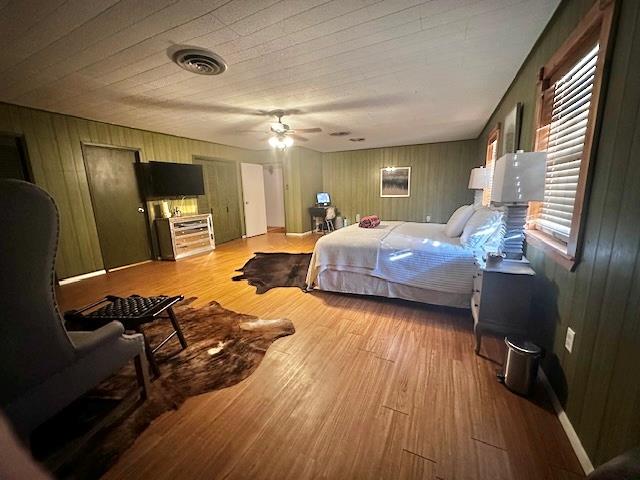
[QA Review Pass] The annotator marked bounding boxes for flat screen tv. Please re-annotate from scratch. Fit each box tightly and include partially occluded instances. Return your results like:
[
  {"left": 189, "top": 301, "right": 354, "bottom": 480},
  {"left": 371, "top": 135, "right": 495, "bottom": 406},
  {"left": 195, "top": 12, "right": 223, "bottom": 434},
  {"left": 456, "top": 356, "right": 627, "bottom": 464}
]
[{"left": 139, "top": 161, "right": 205, "bottom": 199}]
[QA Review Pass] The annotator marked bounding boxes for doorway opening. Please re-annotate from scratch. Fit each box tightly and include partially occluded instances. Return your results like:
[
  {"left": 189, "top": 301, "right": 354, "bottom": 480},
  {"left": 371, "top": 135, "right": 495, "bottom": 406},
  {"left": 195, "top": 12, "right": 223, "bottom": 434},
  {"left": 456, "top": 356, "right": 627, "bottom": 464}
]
[
  {"left": 241, "top": 163, "right": 268, "bottom": 238},
  {"left": 263, "top": 164, "right": 286, "bottom": 233},
  {"left": 0, "top": 134, "right": 33, "bottom": 182}
]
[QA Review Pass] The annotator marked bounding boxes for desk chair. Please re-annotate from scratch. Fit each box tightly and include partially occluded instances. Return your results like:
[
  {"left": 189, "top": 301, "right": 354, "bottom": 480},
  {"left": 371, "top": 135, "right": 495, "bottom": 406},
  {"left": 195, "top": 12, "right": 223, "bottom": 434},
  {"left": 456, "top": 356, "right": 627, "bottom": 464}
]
[{"left": 324, "top": 206, "right": 336, "bottom": 234}]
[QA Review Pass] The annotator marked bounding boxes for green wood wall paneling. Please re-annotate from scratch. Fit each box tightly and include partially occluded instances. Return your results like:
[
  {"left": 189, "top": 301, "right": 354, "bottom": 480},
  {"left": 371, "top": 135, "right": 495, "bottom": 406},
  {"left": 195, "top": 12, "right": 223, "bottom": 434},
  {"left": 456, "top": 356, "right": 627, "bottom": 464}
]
[
  {"left": 477, "top": 0, "right": 640, "bottom": 466},
  {"left": 0, "top": 102, "right": 268, "bottom": 278},
  {"left": 321, "top": 140, "right": 477, "bottom": 225}
]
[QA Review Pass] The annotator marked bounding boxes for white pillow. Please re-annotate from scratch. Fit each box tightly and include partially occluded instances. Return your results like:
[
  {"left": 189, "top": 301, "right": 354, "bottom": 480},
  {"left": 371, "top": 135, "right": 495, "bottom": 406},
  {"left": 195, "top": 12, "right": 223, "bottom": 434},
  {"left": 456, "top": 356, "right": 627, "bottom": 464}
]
[
  {"left": 460, "top": 208, "right": 504, "bottom": 249},
  {"left": 444, "top": 205, "right": 474, "bottom": 238}
]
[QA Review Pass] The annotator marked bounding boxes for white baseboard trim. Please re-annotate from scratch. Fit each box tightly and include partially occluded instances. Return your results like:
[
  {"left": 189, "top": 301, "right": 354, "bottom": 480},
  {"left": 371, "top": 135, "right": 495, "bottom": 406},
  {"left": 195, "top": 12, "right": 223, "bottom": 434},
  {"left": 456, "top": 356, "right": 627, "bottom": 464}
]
[
  {"left": 538, "top": 369, "right": 594, "bottom": 475},
  {"left": 108, "top": 260, "right": 152, "bottom": 272},
  {"left": 285, "top": 230, "right": 313, "bottom": 237},
  {"left": 58, "top": 269, "right": 106, "bottom": 285}
]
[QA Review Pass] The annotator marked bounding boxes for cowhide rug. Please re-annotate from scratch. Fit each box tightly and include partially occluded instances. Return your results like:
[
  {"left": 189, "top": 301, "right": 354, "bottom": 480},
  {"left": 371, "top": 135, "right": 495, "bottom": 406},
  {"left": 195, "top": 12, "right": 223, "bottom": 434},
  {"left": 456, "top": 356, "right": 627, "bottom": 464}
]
[
  {"left": 31, "top": 298, "right": 294, "bottom": 480},
  {"left": 232, "top": 252, "right": 312, "bottom": 294}
]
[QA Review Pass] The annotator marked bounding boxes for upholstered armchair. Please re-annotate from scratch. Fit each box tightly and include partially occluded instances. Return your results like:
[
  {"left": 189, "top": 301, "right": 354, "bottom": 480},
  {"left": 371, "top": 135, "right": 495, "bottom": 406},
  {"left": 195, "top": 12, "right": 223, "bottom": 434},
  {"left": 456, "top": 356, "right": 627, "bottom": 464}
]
[{"left": 0, "top": 179, "right": 149, "bottom": 438}]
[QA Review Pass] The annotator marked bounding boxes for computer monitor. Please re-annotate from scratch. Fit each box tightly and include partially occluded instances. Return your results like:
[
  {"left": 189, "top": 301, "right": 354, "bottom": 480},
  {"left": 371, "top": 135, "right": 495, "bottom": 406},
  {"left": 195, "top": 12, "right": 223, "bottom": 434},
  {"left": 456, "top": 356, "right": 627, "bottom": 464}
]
[{"left": 316, "top": 192, "right": 331, "bottom": 205}]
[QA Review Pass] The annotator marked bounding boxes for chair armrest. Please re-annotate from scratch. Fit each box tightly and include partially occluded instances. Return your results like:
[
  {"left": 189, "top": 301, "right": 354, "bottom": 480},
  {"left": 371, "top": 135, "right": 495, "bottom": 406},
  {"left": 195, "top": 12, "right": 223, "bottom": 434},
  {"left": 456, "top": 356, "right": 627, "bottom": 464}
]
[{"left": 69, "top": 321, "right": 126, "bottom": 357}]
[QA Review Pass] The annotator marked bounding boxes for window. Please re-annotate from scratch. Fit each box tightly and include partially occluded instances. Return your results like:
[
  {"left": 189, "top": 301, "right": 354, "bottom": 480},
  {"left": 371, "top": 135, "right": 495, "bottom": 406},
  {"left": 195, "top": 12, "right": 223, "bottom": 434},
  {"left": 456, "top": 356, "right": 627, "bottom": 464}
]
[
  {"left": 527, "top": 0, "right": 615, "bottom": 270},
  {"left": 483, "top": 126, "right": 499, "bottom": 206}
]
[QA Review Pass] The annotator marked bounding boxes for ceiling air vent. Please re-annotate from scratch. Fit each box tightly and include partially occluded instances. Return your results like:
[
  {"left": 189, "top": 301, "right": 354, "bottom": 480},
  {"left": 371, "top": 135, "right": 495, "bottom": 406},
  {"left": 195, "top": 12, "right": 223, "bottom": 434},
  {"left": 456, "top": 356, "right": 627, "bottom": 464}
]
[
  {"left": 329, "top": 131, "right": 351, "bottom": 136},
  {"left": 349, "top": 137, "right": 366, "bottom": 142},
  {"left": 171, "top": 48, "right": 227, "bottom": 75}
]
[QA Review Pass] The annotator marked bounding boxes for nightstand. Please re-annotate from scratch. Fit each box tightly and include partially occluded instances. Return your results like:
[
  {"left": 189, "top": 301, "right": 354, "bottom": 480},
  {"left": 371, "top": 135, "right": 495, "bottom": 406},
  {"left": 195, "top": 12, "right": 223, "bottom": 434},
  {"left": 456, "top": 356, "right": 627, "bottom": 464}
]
[{"left": 471, "top": 257, "right": 535, "bottom": 354}]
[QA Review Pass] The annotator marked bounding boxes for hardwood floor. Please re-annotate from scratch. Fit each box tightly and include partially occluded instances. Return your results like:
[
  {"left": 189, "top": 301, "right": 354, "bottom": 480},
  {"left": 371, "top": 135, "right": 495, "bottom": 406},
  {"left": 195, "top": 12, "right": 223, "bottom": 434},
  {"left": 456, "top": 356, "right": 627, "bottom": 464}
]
[{"left": 57, "top": 233, "right": 583, "bottom": 480}]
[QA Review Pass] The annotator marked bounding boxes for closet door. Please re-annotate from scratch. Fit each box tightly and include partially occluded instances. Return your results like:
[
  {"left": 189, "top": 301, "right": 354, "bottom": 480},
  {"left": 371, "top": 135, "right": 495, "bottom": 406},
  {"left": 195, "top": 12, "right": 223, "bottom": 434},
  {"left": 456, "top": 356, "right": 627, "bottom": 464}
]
[
  {"left": 196, "top": 158, "right": 242, "bottom": 244},
  {"left": 83, "top": 146, "right": 151, "bottom": 270}
]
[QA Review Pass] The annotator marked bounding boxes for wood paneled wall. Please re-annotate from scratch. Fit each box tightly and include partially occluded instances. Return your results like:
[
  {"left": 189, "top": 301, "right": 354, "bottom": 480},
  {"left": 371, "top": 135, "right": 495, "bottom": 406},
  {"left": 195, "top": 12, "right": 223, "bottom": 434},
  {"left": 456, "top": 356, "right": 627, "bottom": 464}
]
[
  {"left": 478, "top": 0, "right": 640, "bottom": 466},
  {"left": 0, "top": 103, "right": 265, "bottom": 279},
  {"left": 322, "top": 141, "right": 477, "bottom": 225}
]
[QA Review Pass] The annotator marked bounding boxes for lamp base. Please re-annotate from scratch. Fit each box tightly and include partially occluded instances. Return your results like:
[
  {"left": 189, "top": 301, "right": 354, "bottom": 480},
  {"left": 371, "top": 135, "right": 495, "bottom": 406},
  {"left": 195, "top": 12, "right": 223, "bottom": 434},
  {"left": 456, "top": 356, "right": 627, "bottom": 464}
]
[
  {"left": 501, "top": 204, "right": 528, "bottom": 260},
  {"left": 473, "top": 189, "right": 483, "bottom": 208}
]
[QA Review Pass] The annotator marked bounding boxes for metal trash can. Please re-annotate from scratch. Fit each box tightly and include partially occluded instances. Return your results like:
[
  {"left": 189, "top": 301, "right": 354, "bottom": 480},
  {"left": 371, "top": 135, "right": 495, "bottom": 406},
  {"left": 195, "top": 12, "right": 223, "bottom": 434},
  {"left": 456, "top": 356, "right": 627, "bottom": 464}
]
[{"left": 499, "top": 337, "right": 542, "bottom": 396}]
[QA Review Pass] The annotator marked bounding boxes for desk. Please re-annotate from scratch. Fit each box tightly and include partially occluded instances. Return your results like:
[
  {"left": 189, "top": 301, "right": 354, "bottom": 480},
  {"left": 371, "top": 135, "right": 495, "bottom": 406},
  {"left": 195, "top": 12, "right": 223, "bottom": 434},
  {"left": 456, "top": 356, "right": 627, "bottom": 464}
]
[{"left": 309, "top": 206, "right": 335, "bottom": 233}]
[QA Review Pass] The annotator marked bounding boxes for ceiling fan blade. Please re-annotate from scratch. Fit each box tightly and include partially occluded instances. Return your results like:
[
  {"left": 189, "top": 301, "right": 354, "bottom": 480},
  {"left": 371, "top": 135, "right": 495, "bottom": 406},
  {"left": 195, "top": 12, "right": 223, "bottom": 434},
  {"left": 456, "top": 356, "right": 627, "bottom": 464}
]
[
  {"left": 298, "top": 94, "right": 407, "bottom": 114},
  {"left": 290, "top": 134, "right": 309, "bottom": 142},
  {"left": 294, "top": 127, "right": 322, "bottom": 133},
  {"left": 119, "top": 95, "right": 263, "bottom": 116}
]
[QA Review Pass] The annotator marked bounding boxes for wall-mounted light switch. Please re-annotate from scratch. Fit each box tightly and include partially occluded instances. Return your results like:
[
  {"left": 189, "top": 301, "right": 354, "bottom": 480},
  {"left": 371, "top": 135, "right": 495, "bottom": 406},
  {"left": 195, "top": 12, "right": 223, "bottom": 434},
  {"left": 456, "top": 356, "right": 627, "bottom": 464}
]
[{"left": 565, "top": 327, "right": 575, "bottom": 353}]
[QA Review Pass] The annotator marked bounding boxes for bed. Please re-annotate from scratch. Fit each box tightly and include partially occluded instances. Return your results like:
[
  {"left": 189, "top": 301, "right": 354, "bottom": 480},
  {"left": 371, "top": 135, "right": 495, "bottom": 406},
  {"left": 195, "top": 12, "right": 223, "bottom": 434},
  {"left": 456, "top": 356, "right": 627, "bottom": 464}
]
[{"left": 305, "top": 221, "right": 485, "bottom": 308}]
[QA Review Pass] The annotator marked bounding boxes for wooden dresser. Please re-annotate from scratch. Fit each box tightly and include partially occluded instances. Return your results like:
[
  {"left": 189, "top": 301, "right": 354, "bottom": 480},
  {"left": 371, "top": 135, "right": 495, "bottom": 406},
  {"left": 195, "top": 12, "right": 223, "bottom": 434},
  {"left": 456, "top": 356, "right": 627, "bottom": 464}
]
[
  {"left": 155, "top": 214, "right": 215, "bottom": 260},
  {"left": 471, "top": 257, "right": 535, "bottom": 354}
]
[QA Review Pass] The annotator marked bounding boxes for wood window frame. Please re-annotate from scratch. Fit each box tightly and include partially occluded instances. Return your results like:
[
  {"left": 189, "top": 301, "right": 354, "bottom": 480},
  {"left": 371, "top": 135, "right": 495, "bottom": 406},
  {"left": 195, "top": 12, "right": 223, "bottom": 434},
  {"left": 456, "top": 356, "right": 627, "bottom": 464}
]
[
  {"left": 527, "top": 0, "right": 617, "bottom": 271},
  {"left": 483, "top": 124, "right": 500, "bottom": 206}
]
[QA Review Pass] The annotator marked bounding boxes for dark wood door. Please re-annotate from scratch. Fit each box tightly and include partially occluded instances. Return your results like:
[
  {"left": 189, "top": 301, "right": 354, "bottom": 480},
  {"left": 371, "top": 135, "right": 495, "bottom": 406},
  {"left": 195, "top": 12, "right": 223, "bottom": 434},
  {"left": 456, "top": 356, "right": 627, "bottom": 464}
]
[
  {"left": 195, "top": 159, "right": 242, "bottom": 244},
  {"left": 0, "top": 135, "right": 30, "bottom": 180},
  {"left": 84, "top": 146, "right": 151, "bottom": 270}
]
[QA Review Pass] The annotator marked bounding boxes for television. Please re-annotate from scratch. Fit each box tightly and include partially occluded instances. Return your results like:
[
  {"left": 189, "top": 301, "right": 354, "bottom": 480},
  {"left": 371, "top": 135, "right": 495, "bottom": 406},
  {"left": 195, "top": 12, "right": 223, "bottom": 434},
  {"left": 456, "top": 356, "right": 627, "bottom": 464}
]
[
  {"left": 138, "top": 161, "right": 205, "bottom": 199},
  {"left": 316, "top": 192, "right": 331, "bottom": 205}
]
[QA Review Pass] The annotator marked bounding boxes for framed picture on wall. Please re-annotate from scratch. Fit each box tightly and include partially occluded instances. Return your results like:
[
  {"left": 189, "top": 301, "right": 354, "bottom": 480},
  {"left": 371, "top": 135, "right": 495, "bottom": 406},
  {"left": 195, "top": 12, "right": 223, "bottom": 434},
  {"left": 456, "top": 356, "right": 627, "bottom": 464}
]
[
  {"left": 502, "top": 102, "right": 523, "bottom": 154},
  {"left": 380, "top": 166, "right": 411, "bottom": 197}
]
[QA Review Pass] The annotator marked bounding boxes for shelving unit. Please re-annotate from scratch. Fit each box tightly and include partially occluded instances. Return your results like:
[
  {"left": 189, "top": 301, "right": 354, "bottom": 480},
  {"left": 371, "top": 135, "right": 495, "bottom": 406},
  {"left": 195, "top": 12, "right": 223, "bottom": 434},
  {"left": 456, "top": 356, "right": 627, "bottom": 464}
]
[{"left": 155, "top": 214, "right": 215, "bottom": 260}]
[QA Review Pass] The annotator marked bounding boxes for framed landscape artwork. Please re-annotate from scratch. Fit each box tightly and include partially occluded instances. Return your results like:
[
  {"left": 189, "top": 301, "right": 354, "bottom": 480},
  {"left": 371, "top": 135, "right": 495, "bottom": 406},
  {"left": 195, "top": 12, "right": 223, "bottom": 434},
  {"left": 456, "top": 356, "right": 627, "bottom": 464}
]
[
  {"left": 502, "top": 102, "right": 523, "bottom": 154},
  {"left": 380, "top": 167, "right": 411, "bottom": 197}
]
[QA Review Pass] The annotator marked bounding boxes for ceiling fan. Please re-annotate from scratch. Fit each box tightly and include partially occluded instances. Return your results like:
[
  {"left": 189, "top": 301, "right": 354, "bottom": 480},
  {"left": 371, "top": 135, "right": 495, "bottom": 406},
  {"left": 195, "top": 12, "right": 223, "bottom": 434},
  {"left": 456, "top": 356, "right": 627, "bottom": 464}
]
[{"left": 266, "top": 110, "right": 321, "bottom": 150}]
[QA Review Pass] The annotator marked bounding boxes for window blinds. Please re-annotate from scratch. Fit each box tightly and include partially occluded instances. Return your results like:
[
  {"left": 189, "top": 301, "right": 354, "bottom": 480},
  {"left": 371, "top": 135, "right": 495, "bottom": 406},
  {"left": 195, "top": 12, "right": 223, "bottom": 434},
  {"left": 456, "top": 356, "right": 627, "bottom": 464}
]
[
  {"left": 483, "top": 138, "right": 497, "bottom": 206},
  {"left": 535, "top": 44, "right": 599, "bottom": 242}
]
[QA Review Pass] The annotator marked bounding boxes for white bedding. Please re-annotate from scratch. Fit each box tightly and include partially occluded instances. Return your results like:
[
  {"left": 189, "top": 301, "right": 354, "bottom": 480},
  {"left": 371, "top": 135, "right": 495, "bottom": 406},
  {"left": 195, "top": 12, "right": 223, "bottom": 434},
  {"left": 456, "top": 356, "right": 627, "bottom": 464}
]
[{"left": 306, "top": 221, "right": 479, "bottom": 296}]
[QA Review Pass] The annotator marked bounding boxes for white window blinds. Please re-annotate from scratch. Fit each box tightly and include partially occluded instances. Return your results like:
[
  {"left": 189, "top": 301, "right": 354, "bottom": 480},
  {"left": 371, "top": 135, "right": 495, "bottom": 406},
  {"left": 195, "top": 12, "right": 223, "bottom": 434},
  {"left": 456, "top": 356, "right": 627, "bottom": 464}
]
[
  {"left": 535, "top": 44, "right": 599, "bottom": 242},
  {"left": 483, "top": 138, "right": 498, "bottom": 206}
]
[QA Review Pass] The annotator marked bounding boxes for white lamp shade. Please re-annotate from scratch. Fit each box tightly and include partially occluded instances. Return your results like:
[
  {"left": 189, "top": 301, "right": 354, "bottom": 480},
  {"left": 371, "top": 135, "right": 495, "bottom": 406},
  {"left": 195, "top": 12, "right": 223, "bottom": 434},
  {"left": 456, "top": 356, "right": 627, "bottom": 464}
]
[
  {"left": 491, "top": 152, "right": 547, "bottom": 203},
  {"left": 468, "top": 167, "right": 488, "bottom": 189}
]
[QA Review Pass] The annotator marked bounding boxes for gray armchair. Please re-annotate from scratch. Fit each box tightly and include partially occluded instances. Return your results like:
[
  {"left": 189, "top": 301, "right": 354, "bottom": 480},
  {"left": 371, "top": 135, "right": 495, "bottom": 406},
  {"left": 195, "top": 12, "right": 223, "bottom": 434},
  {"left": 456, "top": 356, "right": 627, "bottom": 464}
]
[{"left": 0, "top": 179, "right": 149, "bottom": 438}]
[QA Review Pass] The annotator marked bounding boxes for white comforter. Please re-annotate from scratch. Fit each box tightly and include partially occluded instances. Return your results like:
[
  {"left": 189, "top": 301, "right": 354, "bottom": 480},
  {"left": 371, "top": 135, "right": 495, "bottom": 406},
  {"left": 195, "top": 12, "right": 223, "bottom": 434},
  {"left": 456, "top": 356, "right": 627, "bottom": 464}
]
[{"left": 306, "top": 221, "right": 478, "bottom": 295}]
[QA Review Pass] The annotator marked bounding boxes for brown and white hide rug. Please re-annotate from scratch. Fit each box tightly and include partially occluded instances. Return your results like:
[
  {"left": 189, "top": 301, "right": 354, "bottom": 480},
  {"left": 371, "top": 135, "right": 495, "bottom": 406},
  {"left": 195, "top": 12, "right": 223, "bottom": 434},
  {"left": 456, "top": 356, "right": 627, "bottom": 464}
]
[{"left": 31, "top": 298, "right": 295, "bottom": 480}]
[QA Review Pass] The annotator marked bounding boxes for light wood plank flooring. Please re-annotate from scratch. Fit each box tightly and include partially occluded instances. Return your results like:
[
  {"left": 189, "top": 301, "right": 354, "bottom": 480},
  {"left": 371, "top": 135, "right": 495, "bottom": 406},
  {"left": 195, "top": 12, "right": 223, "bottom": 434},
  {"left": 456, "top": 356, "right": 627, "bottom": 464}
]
[{"left": 57, "top": 233, "right": 584, "bottom": 480}]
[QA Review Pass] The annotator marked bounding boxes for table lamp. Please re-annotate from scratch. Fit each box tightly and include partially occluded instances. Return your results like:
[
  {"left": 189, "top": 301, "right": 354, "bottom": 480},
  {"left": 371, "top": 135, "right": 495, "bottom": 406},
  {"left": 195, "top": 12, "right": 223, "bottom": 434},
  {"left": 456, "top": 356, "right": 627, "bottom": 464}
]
[
  {"left": 468, "top": 167, "right": 488, "bottom": 207},
  {"left": 491, "top": 151, "right": 547, "bottom": 260}
]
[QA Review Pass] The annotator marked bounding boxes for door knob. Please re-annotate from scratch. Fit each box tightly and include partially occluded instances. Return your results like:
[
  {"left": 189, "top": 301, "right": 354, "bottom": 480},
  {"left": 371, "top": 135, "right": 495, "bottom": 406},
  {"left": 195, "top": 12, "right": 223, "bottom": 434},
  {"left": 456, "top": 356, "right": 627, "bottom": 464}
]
[{"left": 138, "top": 207, "right": 145, "bottom": 213}]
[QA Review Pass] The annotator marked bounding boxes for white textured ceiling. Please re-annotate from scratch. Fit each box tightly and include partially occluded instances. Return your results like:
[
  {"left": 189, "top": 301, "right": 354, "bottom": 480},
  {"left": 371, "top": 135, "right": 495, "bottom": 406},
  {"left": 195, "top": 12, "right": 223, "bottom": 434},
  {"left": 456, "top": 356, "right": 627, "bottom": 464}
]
[{"left": 0, "top": 0, "right": 559, "bottom": 152}]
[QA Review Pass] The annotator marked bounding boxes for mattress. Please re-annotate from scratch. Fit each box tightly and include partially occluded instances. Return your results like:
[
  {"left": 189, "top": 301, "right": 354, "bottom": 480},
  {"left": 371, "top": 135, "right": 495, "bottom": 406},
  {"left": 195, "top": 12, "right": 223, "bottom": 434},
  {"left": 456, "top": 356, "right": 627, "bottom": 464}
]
[
  {"left": 315, "top": 269, "right": 471, "bottom": 308},
  {"left": 306, "top": 221, "right": 479, "bottom": 300}
]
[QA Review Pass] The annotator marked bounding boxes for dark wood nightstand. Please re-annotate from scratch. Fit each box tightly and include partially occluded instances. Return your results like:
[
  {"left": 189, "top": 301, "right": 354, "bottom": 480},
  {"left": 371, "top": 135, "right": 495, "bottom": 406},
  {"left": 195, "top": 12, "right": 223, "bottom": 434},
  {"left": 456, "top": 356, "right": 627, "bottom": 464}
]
[{"left": 471, "top": 257, "right": 535, "bottom": 354}]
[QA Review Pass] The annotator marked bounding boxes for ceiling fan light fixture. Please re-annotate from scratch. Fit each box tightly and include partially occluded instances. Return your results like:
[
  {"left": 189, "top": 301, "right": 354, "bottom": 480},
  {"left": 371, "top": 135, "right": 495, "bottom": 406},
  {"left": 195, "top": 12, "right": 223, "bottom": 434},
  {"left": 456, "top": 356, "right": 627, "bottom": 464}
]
[
  {"left": 271, "top": 122, "right": 287, "bottom": 133},
  {"left": 268, "top": 135, "right": 293, "bottom": 150}
]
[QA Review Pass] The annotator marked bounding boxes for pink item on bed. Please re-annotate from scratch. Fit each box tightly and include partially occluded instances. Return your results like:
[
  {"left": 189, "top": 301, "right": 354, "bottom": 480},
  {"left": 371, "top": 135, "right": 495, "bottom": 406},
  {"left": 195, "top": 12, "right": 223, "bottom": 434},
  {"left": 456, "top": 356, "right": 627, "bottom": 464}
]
[{"left": 359, "top": 215, "right": 380, "bottom": 228}]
